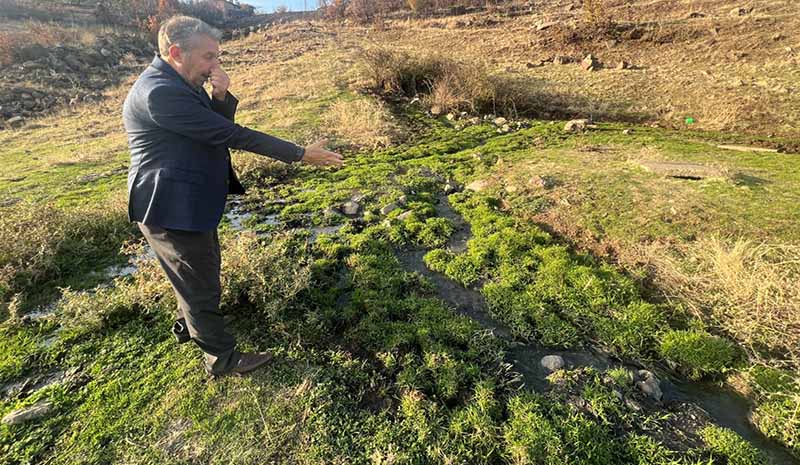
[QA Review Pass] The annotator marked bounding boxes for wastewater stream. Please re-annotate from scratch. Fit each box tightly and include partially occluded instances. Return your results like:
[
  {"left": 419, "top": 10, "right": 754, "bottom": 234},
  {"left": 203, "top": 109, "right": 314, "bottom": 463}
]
[{"left": 396, "top": 196, "right": 799, "bottom": 465}]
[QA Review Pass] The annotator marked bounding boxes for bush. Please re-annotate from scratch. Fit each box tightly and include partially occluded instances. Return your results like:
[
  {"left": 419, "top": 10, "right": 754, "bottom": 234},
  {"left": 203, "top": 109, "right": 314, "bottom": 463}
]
[
  {"left": 658, "top": 329, "right": 737, "bottom": 380},
  {"left": 361, "top": 47, "right": 551, "bottom": 118}
]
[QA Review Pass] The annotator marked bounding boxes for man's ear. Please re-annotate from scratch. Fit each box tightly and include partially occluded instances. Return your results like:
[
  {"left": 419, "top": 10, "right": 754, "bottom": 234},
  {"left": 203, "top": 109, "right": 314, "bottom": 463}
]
[{"left": 168, "top": 44, "right": 183, "bottom": 64}]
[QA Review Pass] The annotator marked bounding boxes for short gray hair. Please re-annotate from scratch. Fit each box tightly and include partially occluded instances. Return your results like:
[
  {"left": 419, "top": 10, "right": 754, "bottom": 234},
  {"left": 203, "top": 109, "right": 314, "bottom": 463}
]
[{"left": 158, "top": 15, "right": 222, "bottom": 57}]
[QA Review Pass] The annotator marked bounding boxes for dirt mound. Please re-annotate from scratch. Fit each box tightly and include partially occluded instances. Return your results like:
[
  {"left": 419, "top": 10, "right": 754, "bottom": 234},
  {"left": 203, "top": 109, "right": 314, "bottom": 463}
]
[{"left": 0, "top": 33, "right": 154, "bottom": 128}]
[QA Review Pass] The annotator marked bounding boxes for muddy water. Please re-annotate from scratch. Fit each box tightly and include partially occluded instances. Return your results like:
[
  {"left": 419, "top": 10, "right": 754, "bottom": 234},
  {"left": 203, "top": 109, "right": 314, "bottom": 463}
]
[{"left": 396, "top": 196, "right": 799, "bottom": 465}]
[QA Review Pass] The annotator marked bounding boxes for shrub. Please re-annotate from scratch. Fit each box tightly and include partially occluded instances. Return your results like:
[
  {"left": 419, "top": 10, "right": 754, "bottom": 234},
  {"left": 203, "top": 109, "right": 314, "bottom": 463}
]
[{"left": 658, "top": 329, "right": 737, "bottom": 380}]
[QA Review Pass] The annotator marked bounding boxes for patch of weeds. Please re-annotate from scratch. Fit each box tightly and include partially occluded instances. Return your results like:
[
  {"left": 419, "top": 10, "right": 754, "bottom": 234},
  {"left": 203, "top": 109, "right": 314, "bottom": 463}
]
[
  {"left": 700, "top": 425, "right": 769, "bottom": 465},
  {"left": 658, "top": 329, "right": 738, "bottom": 380},
  {"left": 503, "top": 393, "right": 565, "bottom": 464}
]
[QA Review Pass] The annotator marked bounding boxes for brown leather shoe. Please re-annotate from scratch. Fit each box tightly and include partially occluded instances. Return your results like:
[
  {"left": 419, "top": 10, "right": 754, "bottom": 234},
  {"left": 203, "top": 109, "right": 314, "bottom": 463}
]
[{"left": 229, "top": 351, "right": 273, "bottom": 376}]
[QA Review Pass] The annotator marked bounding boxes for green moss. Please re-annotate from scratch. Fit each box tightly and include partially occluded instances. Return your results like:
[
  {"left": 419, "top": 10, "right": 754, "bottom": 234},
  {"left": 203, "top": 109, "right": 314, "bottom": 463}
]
[
  {"left": 753, "top": 396, "right": 800, "bottom": 457},
  {"left": 700, "top": 425, "right": 769, "bottom": 465},
  {"left": 658, "top": 329, "right": 738, "bottom": 380}
]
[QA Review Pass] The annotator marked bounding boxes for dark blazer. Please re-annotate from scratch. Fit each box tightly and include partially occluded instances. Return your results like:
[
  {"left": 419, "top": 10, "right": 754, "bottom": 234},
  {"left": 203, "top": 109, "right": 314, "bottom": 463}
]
[{"left": 123, "top": 56, "right": 304, "bottom": 232}]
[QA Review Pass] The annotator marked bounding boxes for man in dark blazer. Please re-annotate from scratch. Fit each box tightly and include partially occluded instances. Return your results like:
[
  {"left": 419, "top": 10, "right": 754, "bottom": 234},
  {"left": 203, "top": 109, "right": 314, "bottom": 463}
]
[{"left": 123, "top": 16, "right": 343, "bottom": 377}]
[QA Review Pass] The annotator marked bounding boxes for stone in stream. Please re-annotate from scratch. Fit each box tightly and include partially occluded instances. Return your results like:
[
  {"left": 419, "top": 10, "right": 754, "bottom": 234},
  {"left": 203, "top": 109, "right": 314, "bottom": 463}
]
[
  {"left": 396, "top": 210, "right": 414, "bottom": 221},
  {"left": 2, "top": 401, "right": 53, "bottom": 425},
  {"left": 636, "top": 370, "right": 663, "bottom": 401},
  {"left": 540, "top": 355, "right": 565, "bottom": 373},
  {"left": 341, "top": 201, "right": 360, "bottom": 216},
  {"left": 380, "top": 202, "right": 400, "bottom": 215}
]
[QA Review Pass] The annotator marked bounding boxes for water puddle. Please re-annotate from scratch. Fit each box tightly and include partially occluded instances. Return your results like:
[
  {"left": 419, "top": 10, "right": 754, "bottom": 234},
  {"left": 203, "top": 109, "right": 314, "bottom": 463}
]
[{"left": 397, "top": 195, "right": 799, "bottom": 465}]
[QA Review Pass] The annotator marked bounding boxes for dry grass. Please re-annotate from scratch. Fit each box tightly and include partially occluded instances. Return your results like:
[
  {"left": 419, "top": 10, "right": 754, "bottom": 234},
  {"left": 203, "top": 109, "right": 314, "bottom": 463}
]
[
  {"left": 324, "top": 98, "right": 400, "bottom": 149},
  {"left": 0, "top": 20, "right": 102, "bottom": 65},
  {"left": 636, "top": 237, "right": 800, "bottom": 367}
]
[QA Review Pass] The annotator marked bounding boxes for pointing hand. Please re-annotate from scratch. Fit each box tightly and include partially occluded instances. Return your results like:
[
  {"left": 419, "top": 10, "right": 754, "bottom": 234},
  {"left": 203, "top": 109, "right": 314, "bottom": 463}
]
[{"left": 302, "top": 139, "right": 344, "bottom": 168}]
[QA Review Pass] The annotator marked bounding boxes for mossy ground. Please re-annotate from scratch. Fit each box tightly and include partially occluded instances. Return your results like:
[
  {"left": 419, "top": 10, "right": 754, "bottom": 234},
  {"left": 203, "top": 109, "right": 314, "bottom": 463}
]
[{"left": 0, "top": 22, "right": 797, "bottom": 465}]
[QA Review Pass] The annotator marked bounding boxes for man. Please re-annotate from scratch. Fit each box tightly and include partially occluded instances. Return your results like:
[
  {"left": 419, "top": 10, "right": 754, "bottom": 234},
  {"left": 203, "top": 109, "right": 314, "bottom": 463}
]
[{"left": 122, "top": 16, "right": 343, "bottom": 377}]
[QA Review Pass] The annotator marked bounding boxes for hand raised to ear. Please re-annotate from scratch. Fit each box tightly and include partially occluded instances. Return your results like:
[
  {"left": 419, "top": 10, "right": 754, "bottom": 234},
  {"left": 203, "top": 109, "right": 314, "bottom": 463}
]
[{"left": 301, "top": 139, "right": 344, "bottom": 168}]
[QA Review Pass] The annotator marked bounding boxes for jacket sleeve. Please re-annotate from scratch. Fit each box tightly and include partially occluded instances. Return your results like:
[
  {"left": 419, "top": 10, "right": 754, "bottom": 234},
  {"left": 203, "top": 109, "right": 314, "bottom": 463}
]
[
  {"left": 147, "top": 85, "right": 304, "bottom": 163},
  {"left": 211, "top": 91, "right": 238, "bottom": 122}
]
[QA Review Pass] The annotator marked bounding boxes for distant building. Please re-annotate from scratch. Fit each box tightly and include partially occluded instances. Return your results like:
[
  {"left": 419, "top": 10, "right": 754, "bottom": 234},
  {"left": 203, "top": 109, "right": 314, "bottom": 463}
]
[{"left": 205, "top": 0, "right": 255, "bottom": 19}]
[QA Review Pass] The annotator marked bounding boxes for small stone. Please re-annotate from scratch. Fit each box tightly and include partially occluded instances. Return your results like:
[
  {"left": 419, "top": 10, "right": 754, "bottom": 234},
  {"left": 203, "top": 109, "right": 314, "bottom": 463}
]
[
  {"left": 398, "top": 195, "right": 408, "bottom": 205},
  {"left": 536, "top": 21, "right": 557, "bottom": 31},
  {"left": 616, "top": 61, "right": 629, "bottom": 70},
  {"left": 540, "top": 355, "right": 565, "bottom": 373},
  {"left": 493, "top": 117, "right": 508, "bottom": 126},
  {"left": 636, "top": 370, "right": 663, "bottom": 401},
  {"left": 430, "top": 105, "right": 443, "bottom": 116},
  {"left": 6, "top": 116, "right": 24, "bottom": 125},
  {"left": 443, "top": 182, "right": 459, "bottom": 194},
  {"left": 729, "top": 6, "right": 749, "bottom": 17},
  {"left": 396, "top": 210, "right": 414, "bottom": 221},
  {"left": 564, "top": 119, "right": 589, "bottom": 132},
  {"left": 529, "top": 175, "right": 555, "bottom": 189},
  {"left": 553, "top": 55, "right": 572, "bottom": 65},
  {"left": 341, "top": 201, "right": 360, "bottom": 216},
  {"left": 622, "top": 129, "right": 632, "bottom": 135},
  {"left": 446, "top": 113, "right": 456, "bottom": 121},
  {"left": 500, "top": 124, "right": 511, "bottom": 133},
  {"left": 465, "top": 179, "right": 490, "bottom": 192},
  {"left": 581, "top": 54, "right": 599, "bottom": 71},
  {"left": 468, "top": 117, "right": 481, "bottom": 125},
  {"left": 2, "top": 401, "right": 53, "bottom": 425},
  {"left": 100, "top": 47, "right": 112, "bottom": 57},
  {"left": 380, "top": 203, "right": 400, "bottom": 215}
]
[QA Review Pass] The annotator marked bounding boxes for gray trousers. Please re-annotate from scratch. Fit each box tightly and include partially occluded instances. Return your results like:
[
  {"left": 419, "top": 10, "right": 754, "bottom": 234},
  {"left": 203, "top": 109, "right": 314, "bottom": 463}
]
[{"left": 138, "top": 223, "right": 240, "bottom": 374}]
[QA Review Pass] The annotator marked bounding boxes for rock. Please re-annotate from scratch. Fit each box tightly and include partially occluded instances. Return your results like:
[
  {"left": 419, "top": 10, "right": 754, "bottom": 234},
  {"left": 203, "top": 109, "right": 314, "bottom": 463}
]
[
  {"left": 540, "top": 355, "right": 565, "bottom": 373},
  {"left": 499, "top": 124, "right": 511, "bottom": 133},
  {"left": 2, "top": 401, "right": 53, "bottom": 425},
  {"left": 443, "top": 182, "right": 459, "bottom": 194},
  {"left": 493, "top": 117, "right": 508, "bottom": 126},
  {"left": 430, "top": 105, "right": 443, "bottom": 116},
  {"left": 341, "top": 201, "right": 360, "bottom": 216},
  {"left": 446, "top": 112, "right": 456, "bottom": 121},
  {"left": 729, "top": 7, "right": 749, "bottom": 17},
  {"left": 380, "top": 203, "right": 400, "bottom": 215},
  {"left": 564, "top": 119, "right": 589, "bottom": 132},
  {"left": 616, "top": 61, "right": 629, "bottom": 70},
  {"left": 6, "top": 116, "right": 24, "bottom": 126},
  {"left": 398, "top": 195, "right": 408, "bottom": 205},
  {"left": 396, "top": 210, "right": 414, "bottom": 221},
  {"left": 622, "top": 129, "right": 632, "bottom": 135},
  {"left": 536, "top": 21, "right": 557, "bottom": 31},
  {"left": 529, "top": 175, "right": 555, "bottom": 189},
  {"left": 581, "top": 54, "right": 599, "bottom": 71},
  {"left": 637, "top": 161, "right": 729, "bottom": 180},
  {"left": 553, "top": 55, "right": 572, "bottom": 65},
  {"left": 636, "top": 370, "right": 663, "bottom": 401},
  {"left": 465, "top": 179, "right": 490, "bottom": 192},
  {"left": 99, "top": 47, "right": 112, "bottom": 57}
]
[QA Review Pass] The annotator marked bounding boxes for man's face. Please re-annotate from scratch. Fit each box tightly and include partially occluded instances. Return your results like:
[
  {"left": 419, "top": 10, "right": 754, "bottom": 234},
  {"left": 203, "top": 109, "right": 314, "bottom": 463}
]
[{"left": 174, "top": 34, "right": 220, "bottom": 88}]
